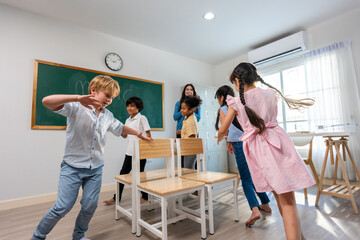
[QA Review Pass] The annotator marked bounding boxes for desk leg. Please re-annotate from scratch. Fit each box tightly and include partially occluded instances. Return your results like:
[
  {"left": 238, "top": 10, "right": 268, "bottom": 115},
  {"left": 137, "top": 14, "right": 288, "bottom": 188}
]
[
  {"left": 335, "top": 144, "right": 359, "bottom": 214},
  {"left": 315, "top": 143, "right": 330, "bottom": 206},
  {"left": 344, "top": 142, "right": 360, "bottom": 180},
  {"left": 333, "top": 154, "right": 338, "bottom": 185}
]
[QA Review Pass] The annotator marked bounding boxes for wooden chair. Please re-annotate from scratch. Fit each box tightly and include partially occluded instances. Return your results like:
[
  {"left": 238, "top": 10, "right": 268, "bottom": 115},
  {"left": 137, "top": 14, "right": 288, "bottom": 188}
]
[
  {"left": 290, "top": 135, "right": 319, "bottom": 199},
  {"left": 134, "top": 139, "right": 207, "bottom": 240},
  {"left": 176, "top": 138, "right": 238, "bottom": 235},
  {"left": 115, "top": 167, "right": 197, "bottom": 232}
]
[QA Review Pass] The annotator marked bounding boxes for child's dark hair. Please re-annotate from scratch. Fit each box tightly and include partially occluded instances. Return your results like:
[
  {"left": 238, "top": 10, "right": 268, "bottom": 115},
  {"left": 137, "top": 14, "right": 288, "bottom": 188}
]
[
  {"left": 214, "top": 85, "right": 243, "bottom": 131},
  {"left": 126, "top": 96, "right": 144, "bottom": 111},
  {"left": 182, "top": 95, "right": 202, "bottom": 110},
  {"left": 230, "top": 62, "right": 314, "bottom": 134}
]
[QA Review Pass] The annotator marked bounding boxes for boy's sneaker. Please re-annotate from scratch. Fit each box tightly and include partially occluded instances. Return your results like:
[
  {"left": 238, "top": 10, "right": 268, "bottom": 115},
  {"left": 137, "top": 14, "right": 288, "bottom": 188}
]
[{"left": 79, "top": 238, "right": 91, "bottom": 240}]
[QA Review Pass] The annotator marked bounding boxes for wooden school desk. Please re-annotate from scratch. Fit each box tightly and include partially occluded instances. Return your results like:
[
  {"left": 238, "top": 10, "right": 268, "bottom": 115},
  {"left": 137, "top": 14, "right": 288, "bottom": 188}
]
[{"left": 288, "top": 132, "right": 360, "bottom": 214}]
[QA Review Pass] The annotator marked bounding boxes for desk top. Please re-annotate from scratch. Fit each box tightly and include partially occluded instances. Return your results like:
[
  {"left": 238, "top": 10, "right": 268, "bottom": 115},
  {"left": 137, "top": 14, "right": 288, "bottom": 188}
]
[{"left": 288, "top": 132, "right": 350, "bottom": 138}]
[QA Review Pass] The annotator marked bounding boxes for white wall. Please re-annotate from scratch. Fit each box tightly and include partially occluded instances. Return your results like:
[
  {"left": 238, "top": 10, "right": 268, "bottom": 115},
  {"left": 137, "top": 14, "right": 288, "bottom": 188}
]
[{"left": 0, "top": 4, "right": 213, "bottom": 202}]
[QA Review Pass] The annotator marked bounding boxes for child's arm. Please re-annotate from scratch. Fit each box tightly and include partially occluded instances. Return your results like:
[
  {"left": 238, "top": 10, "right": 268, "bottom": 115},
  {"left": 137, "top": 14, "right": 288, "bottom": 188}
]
[
  {"left": 122, "top": 126, "right": 152, "bottom": 141},
  {"left": 42, "top": 94, "right": 101, "bottom": 111},
  {"left": 121, "top": 132, "right": 128, "bottom": 138},
  {"left": 146, "top": 130, "right": 152, "bottom": 138},
  {"left": 219, "top": 109, "right": 234, "bottom": 154},
  {"left": 217, "top": 106, "right": 236, "bottom": 144}
]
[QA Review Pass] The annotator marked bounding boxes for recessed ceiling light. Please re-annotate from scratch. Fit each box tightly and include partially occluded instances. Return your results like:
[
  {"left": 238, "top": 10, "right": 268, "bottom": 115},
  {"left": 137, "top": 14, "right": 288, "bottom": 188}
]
[{"left": 203, "top": 12, "right": 215, "bottom": 20}]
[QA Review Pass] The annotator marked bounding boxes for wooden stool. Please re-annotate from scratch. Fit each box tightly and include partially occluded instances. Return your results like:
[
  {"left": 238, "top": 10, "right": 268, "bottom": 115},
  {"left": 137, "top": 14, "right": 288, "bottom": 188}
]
[{"left": 315, "top": 135, "right": 360, "bottom": 214}]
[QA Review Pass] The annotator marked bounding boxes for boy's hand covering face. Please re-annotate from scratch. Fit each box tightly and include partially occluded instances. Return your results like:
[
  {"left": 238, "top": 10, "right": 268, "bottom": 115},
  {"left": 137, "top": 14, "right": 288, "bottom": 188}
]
[{"left": 78, "top": 94, "right": 102, "bottom": 110}]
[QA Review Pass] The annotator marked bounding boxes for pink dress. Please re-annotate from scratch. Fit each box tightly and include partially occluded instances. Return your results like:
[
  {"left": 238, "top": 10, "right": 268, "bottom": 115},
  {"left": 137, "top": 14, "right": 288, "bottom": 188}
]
[{"left": 227, "top": 88, "right": 315, "bottom": 194}]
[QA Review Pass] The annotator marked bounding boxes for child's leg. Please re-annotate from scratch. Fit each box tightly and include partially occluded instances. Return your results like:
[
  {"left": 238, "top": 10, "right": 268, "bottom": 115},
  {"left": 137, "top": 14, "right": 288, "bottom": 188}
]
[
  {"left": 73, "top": 166, "right": 103, "bottom": 240},
  {"left": 31, "top": 162, "right": 82, "bottom": 240},
  {"left": 232, "top": 142, "right": 261, "bottom": 226},
  {"left": 272, "top": 191, "right": 282, "bottom": 216},
  {"left": 277, "top": 191, "right": 303, "bottom": 240},
  {"left": 256, "top": 191, "right": 271, "bottom": 213},
  {"left": 140, "top": 159, "right": 148, "bottom": 200}
]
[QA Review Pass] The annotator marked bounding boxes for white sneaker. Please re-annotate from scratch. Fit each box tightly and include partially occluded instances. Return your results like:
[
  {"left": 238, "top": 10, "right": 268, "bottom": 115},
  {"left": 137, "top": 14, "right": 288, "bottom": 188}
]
[{"left": 79, "top": 238, "right": 91, "bottom": 240}]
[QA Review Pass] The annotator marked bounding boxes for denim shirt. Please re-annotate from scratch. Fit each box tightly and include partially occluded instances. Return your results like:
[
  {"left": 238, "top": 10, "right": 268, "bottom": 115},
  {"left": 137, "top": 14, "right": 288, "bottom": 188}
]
[
  {"left": 220, "top": 105, "right": 243, "bottom": 142},
  {"left": 54, "top": 102, "right": 124, "bottom": 169}
]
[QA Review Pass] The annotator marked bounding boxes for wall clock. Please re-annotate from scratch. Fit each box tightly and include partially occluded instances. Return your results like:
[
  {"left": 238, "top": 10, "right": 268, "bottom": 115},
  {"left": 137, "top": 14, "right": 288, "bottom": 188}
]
[{"left": 105, "top": 53, "right": 123, "bottom": 71}]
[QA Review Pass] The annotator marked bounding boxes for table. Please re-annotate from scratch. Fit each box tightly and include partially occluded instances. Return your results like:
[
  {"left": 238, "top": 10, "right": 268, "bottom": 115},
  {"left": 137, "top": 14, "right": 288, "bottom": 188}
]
[{"left": 289, "top": 132, "right": 360, "bottom": 214}]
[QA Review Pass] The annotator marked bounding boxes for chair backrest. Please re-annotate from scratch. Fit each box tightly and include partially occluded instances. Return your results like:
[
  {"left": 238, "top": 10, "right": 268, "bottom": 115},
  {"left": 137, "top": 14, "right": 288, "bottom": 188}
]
[
  {"left": 175, "top": 138, "right": 205, "bottom": 176},
  {"left": 134, "top": 139, "right": 175, "bottom": 185},
  {"left": 290, "top": 135, "right": 314, "bottom": 159},
  {"left": 138, "top": 138, "right": 173, "bottom": 159}
]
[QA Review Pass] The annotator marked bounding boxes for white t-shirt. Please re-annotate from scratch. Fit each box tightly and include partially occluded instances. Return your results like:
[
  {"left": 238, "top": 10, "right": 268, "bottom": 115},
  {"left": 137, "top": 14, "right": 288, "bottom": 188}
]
[{"left": 125, "top": 113, "right": 151, "bottom": 156}]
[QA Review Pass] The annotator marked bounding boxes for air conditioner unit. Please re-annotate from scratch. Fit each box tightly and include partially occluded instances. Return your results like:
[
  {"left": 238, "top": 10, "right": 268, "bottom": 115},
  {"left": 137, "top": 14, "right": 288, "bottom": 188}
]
[{"left": 248, "top": 31, "right": 307, "bottom": 66}]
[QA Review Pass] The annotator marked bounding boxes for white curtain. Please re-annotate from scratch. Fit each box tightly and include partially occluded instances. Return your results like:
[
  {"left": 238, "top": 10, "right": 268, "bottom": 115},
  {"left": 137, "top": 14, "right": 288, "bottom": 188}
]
[{"left": 304, "top": 40, "right": 360, "bottom": 180}]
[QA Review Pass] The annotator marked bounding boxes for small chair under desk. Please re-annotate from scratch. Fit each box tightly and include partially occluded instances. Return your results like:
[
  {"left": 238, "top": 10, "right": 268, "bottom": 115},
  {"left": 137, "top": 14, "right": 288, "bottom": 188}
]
[{"left": 290, "top": 134, "right": 319, "bottom": 199}]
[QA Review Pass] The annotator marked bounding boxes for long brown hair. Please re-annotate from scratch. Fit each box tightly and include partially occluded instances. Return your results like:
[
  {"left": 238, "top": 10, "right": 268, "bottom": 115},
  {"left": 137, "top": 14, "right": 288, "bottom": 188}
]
[
  {"left": 179, "top": 84, "right": 199, "bottom": 114},
  {"left": 214, "top": 85, "right": 243, "bottom": 131},
  {"left": 230, "top": 62, "right": 314, "bottom": 134}
]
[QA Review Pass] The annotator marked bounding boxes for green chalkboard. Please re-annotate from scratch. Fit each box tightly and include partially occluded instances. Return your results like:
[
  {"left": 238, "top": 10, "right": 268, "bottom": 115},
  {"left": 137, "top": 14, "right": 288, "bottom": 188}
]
[{"left": 31, "top": 60, "right": 164, "bottom": 130}]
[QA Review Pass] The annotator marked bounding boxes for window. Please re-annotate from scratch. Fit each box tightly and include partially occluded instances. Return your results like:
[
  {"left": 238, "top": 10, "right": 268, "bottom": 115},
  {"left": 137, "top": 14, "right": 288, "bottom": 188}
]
[{"left": 257, "top": 58, "right": 311, "bottom": 132}]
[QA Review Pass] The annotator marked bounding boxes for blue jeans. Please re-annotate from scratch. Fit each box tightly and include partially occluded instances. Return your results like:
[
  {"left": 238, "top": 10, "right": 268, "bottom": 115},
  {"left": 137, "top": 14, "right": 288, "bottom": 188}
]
[
  {"left": 232, "top": 141, "right": 270, "bottom": 210},
  {"left": 31, "top": 161, "right": 103, "bottom": 240}
]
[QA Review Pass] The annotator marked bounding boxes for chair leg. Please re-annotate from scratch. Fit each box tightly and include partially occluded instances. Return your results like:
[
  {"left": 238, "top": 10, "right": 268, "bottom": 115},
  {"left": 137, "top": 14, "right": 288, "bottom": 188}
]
[
  {"left": 131, "top": 183, "right": 136, "bottom": 234},
  {"left": 115, "top": 181, "right": 119, "bottom": 220},
  {"left": 200, "top": 187, "right": 207, "bottom": 240},
  {"left": 304, "top": 188, "right": 308, "bottom": 199},
  {"left": 207, "top": 185, "right": 214, "bottom": 235},
  {"left": 233, "top": 179, "right": 239, "bottom": 222},
  {"left": 136, "top": 189, "right": 142, "bottom": 237},
  {"left": 161, "top": 198, "right": 168, "bottom": 240}
]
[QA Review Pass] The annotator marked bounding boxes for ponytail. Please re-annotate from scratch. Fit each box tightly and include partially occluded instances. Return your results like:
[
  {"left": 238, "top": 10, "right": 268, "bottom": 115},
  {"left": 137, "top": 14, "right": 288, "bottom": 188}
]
[
  {"left": 257, "top": 76, "right": 314, "bottom": 110},
  {"left": 238, "top": 78, "right": 265, "bottom": 134},
  {"left": 230, "top": 62, "right": 314, "bottom": 134},
  {"left": 214, "top": 85, "right": 243, "bottom": 131}
]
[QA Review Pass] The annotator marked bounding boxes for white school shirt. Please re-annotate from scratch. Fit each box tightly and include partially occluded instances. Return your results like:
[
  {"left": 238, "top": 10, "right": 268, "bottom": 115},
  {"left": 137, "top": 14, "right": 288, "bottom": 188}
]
[
  {"left": 125, "top": 113, "right": 151, "bottom": 156},
  {"left": 54, "top": 102, "right": 124, "bottom": 169}
]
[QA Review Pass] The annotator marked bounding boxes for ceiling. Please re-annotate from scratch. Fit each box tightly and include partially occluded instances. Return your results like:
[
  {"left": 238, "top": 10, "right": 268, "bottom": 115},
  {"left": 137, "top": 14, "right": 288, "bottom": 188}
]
[{"left": 2, "top": 0, "right": 360, "bottom": 64}]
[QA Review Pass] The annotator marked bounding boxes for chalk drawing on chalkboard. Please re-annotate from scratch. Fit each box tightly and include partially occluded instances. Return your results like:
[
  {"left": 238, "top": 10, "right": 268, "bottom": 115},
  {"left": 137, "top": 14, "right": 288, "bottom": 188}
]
[
  {"left": 122, "top": 86, "right": 140, "bottom": 102},
  {"left": 75, "top": 80, "right": 89, "bottom": 95}
]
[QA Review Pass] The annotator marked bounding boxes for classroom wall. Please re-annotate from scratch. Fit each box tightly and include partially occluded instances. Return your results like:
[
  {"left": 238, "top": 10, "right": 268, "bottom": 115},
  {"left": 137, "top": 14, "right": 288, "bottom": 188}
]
[
  {"left": 0, "top": 4, "right": 214, "bottom": 202},
  {"left": 213, "top": 8, "right": 360, "bottom": 173}
]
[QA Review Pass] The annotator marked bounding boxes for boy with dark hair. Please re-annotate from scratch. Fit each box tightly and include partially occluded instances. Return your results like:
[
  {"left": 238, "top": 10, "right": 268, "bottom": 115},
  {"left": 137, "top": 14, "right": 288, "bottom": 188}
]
[{"left": 104, "top": 96, "right": 152, "bottom": 205}]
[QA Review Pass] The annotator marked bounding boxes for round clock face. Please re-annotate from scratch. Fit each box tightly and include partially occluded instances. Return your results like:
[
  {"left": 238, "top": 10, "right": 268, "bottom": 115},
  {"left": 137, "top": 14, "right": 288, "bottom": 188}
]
[{"left": 105, "top": 53, "right": 123, "bottom": 71}]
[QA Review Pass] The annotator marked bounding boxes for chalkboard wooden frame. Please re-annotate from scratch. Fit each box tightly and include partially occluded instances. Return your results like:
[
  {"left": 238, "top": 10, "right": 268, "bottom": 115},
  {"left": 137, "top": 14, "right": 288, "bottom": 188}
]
[{"left": 31, "top": 59, "right": 164, "bottom": 130}]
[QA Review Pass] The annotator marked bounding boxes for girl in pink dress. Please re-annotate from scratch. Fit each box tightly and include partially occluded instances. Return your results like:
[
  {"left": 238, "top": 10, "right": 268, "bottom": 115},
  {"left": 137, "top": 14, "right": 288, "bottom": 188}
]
[{"left": 217, "top": 62, "right": 315, "bottom": 240}]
